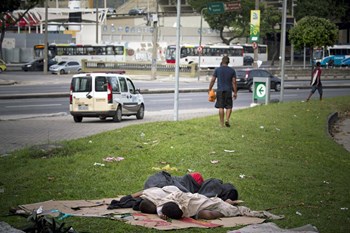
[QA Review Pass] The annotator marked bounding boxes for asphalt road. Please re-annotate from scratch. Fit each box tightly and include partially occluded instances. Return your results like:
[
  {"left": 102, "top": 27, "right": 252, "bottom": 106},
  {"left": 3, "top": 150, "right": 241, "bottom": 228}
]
[{"left": 0, "top": 72, "right": 349, "bottom": 155}]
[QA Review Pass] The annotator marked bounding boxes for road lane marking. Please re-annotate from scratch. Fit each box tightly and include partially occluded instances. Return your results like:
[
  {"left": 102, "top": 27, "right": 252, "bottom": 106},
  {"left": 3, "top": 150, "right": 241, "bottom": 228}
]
[{"left": 5, "top": 104, "right": 62, "bottom": 108}]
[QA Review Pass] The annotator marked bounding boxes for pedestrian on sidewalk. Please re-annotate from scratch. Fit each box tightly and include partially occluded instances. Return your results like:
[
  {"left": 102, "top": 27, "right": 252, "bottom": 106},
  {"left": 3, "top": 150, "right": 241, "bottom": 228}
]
[
  {"left": 208, "top": 56, "right": 237, "bottom": 127},
  {"left": 306, "top": 61, "right": 323, "bottom": 101}
]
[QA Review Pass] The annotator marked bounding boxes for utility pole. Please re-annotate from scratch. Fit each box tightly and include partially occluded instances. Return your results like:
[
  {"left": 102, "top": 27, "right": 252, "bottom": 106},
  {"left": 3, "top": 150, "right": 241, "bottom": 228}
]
[
  {"left": 198, "top": 7, "right": 207, "bottom": 81},
  {"left": 174, "top": 0, "right": 181, "bottom": 121},
  {"left": 43, "top": 0, "right": 48, "bottom": 74},
  {"left": 253, "top": 0, "right": 259, "bottom": 68},
  {"left": 280, "top": 0, "right": 287, "bottom": 102},
  {"left": 96, "top": 0, "right": 99, "bottom": 44},
  {"left": 151, "top": 1, "right": 159, "bottom": 80}
]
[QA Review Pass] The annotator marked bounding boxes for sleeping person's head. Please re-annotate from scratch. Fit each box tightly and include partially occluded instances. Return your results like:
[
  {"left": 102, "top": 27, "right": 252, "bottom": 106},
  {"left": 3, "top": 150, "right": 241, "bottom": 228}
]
[
  {"left": 161, "top": 202, "right": 183, "bottom": 219},
  {"left": 139, "top": 199, "right": 157, "bottom": 214}
]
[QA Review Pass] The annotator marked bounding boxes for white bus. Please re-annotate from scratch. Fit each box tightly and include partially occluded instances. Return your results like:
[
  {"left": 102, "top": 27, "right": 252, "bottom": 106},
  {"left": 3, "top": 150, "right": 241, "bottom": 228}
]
[
  {"left": 33, "top": 43, "right": 126, "bottom": 64},
  {"left": 240, "top": 44, "right": 268, "bottom": 62},
  {"left": 314, "top": 45, "right": 350, "bottom": 66},
  {"left": 165, "top": 44, "right": 244, "bottom": 68}
]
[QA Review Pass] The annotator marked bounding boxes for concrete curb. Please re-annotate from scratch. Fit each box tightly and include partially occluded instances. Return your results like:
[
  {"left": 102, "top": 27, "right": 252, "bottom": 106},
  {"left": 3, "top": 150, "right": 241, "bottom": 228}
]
[
  {"left": 327, "top": 112, "right": 339, "bottom": 138},
  {"left": 0, "top": 85, "right": 350, "bottom": 99}
]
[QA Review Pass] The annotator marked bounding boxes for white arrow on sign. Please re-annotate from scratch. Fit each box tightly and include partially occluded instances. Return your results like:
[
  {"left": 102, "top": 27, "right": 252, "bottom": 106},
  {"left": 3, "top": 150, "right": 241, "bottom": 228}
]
[{"left": 256, "top": 84, "right": 266, "bottom": 98}]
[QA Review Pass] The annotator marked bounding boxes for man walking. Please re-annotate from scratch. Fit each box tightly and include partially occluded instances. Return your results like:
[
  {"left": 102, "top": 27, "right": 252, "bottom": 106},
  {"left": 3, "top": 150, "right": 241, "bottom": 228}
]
[
  {"left": 306, "top": 61, "right": 323, "bottom": 101},
  {"left": 208, "top": 56, "right": 237, "bottom": 127}
]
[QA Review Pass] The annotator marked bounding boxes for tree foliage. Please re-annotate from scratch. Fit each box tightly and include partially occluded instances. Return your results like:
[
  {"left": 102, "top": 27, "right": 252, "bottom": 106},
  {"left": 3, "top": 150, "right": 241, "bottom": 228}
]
[
  {"left": 188, "top": 0, "right": 254, "bottom": 45},
  {"left": 289, "top": 16, "right": 338, "bottom": 50},
  {"left": 260, "top": 6, "right": 281, "bottom": 65},
  {"left": 294, "top": 0, "right": 350, "bottom": 22},
  {"left": 0, "top": 0, "right": 21, "bottom": 13}
]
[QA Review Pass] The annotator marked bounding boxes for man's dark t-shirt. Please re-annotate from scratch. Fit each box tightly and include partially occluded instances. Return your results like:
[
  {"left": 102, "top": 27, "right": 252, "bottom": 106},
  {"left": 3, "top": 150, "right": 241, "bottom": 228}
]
[{"left": 213, "top": 66, "right": 236, "bottom": 92}]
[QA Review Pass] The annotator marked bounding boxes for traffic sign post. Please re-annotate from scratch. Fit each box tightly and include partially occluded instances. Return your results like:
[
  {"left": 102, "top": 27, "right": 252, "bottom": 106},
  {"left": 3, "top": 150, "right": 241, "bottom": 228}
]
[
  {"left": 253, "top": 77, "right": 270, "bottom": 105},
  {"left": 207, "top": 2, "right": 225, "bottom": 14}
]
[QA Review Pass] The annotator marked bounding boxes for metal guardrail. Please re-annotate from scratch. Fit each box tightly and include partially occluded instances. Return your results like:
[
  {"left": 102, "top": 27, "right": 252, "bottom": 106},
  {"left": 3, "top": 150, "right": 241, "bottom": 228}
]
[{"left": 81, "top": 59, "right": 198, "bottom": 77}]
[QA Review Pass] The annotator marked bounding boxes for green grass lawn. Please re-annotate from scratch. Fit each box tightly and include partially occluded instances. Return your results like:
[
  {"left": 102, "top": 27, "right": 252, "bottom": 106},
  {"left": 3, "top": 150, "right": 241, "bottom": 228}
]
[{"left": 1, "top": 96, "right": 350, "bottom": 233}]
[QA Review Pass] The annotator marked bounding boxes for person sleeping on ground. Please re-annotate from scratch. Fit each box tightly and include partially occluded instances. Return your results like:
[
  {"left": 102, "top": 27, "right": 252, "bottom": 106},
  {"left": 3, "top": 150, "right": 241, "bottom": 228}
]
[
  {"left": 138, "top": 186, "right": 284, "bottom": 220},
  {"left": 108, "top": 171, "right": 239, "bottom": 209}
]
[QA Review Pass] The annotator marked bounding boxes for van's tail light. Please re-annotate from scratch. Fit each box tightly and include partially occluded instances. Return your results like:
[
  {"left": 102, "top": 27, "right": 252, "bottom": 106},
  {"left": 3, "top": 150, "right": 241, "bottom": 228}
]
[
  {"left": 241, "top": 49, "right": 244, "bottom": 56},
  {"left": 69, "top": 84, "right": 73, "bottom": 104},
  {"left": 107, "top": 82, "right": 112, "bottom": 103},
  {"left": 245, "top": 71, "right": 249, "bottom": 80}
]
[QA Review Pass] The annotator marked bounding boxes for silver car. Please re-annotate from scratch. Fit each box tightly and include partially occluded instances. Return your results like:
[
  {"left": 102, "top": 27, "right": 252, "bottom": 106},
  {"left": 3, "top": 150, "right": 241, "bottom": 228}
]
[{"left": 49, "top": 61, "right": 81, "bottom": 74}]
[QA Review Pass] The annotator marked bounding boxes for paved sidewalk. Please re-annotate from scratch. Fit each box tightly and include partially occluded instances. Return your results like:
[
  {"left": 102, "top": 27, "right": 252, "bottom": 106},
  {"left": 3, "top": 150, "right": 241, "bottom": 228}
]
[{"left": 332, "top": 116, "right": 350, "bottom": 153}]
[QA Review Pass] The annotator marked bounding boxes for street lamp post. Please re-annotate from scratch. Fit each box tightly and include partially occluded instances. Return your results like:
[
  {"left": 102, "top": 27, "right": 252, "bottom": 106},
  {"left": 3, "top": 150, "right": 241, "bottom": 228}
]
[
  {"left": 96, "top": 0, "right": 99, "bottom": 44},
  {"left": 43, "top": 0, "right": 48, "bottom": 74},
  {"left": 173, "top": 0, "right": 181, "bottom": 121},
  {"left": 280, "top": 0, "right": 287, "bottom": 103},
  {"left": 198, "top": 7, "right": 207, "bottom": 81}
]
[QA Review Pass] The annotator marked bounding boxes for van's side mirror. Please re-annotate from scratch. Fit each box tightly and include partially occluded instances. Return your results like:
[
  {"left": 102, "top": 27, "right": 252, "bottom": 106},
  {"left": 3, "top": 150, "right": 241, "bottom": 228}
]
[{"left": 136, "top": 88, "right": 141, "bottom": 94}]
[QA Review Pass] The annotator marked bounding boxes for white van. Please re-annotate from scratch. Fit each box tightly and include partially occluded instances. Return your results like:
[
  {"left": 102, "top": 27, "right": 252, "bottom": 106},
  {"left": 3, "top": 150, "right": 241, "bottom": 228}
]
[{"left": 69, "top": 73, "right": 145, "bottom": 122}]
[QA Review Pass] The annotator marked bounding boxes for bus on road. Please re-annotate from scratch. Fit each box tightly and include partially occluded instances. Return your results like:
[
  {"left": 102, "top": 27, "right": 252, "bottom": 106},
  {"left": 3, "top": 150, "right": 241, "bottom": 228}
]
[
  {"left": 34, "top": 43, "right": 126, "bottom": 64},
  {"left": 314, "top": 45, "right": 350, "bottom": 66},
  {"left": 165, "top": 44, "right": 244, "bottom": 68}
]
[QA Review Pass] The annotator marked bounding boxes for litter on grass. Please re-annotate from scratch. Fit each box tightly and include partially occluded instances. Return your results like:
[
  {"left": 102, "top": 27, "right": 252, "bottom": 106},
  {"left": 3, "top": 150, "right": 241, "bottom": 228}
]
[
  {"left": 152, "top": 164, "right": 178, "bottom": 171},
  {"left": 224, "top": 149, "right": 235, "bottom": 153},
  {"left": 296, "top": 211, "right": 302, "bottom": 216},
  {"left": 340, "top": 207, "right": 348, "bottom": 211},
  {"left": 211, "top": 160, "right": 219, "bottom": 164},
  {"left": 239, "top": 174, "right": 246, "bottom": 179},
  {"left": 36, "top": 206, "right": 43, "bottom": 214},
  {"left": 94, "top": 162, "right": 105, "bottom": 167},
  {"left": 103, "top": 156, "right": 124, "bottom": 162}
]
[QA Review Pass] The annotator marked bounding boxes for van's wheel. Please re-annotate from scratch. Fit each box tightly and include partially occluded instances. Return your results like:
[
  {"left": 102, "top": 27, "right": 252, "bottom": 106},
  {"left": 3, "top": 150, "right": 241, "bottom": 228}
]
[
  {"left": 136, "top": 104, "right": 145, "bottom": 119},
  {"left": 113, "top": 106, "right": 122, "bottom": 122},
  {"left": 73, "top": 116, "right": 83, "bottom": 122},
  {"left": 60, "top": 69, "right": 65, "bottom": 75}
]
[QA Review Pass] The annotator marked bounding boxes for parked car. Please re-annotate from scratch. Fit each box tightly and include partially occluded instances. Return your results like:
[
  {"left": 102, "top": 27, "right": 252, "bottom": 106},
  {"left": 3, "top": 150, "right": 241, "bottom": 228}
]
[
  {"left": 128, "top": 8, "right": 145, "bottom": 15},
  {"left": 70, "top": 73, "right": 145, "bottom": 123},
  {"left": 0, "top": 59, "right": 6, "bottom": 73},
  {"left": 49, "top": 61, "right": 81, "bottom": 74},
  {"left": 341, "top": 57, "right": 350, "bottom": 67},
  {"left": 22, "top": 59, "right": 57, "bottom": 71},
  {"left": 236, "top": 69, "right": 281, "bottom": 92}
]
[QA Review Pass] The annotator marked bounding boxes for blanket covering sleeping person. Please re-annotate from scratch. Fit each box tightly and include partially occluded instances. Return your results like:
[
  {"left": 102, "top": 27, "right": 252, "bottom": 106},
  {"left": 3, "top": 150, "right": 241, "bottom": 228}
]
[
  {"left": 144, "top": 171, "right": 239, "bottom": 201},
  {"left": 108, "top": 171, "right": 239, "bottom": 210}
]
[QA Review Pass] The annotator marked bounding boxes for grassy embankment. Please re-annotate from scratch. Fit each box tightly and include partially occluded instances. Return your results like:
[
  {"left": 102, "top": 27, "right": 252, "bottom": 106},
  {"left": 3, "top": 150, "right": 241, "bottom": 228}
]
[{"left": 0, "top": 96, "right": 349, "bottom": 233}]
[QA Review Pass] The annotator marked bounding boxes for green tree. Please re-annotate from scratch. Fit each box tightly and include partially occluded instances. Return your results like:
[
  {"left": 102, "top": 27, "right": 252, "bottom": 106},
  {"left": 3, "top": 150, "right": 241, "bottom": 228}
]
[
  {"left": 294, "top": 0, "right": 350, "bottom": 22},
  {"left": 260, "top": 6, "right": 281, "bottom": 66},
  {"left": 0, "top": 0, "right": 42, "bottom": 59},
  {"left": 188, "top": 0, "right": 254, "bottom": 45},
  {"left": 289, "top": 16, "right": 338, "bottom": 73}
]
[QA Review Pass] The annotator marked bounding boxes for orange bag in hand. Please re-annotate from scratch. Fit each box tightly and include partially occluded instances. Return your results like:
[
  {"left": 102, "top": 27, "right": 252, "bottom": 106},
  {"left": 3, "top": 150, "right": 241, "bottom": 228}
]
[{"left": 208, "top": 90, "right": 216, "bottom": 102}]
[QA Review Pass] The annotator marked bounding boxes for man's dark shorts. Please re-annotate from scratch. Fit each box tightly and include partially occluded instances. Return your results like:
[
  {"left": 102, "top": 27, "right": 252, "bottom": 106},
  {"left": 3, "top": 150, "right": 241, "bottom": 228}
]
[
  {"left": 215, "top": 91, "right": 232, "bottom": 109},
  {"left": 311, "top": 85, "right": 323, "bottom": 94}
]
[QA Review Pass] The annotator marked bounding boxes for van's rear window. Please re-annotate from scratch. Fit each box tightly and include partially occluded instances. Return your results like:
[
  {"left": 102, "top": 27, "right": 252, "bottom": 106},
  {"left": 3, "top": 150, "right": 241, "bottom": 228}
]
[{"left": 71, "top": 77, "right": 92, "bottom": 92}]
